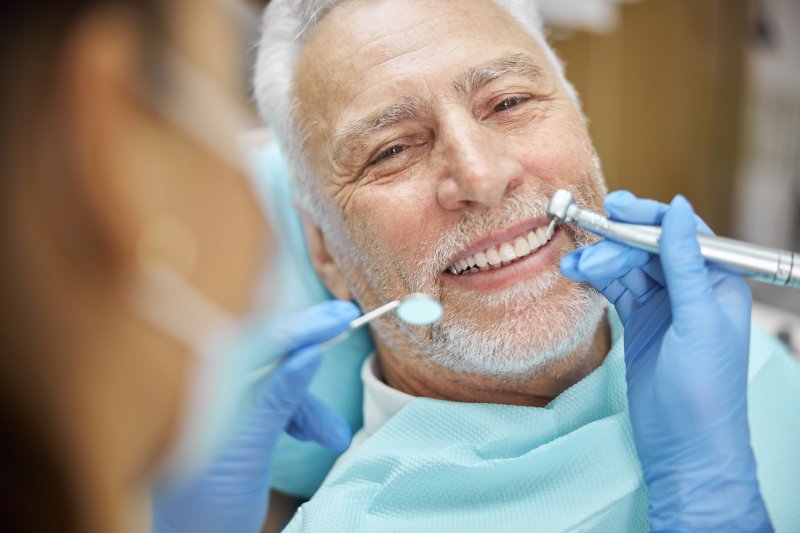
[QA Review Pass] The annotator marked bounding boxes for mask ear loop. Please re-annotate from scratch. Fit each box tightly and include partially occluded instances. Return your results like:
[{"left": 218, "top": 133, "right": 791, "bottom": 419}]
[
  {"left": 139, "top": 48, "right": 278, "bottom": 312},
  {"left": 125, "top": 33, "right": 276, "bottom": 482},
  {"left": 130, "top": 259, "right": 244, "bottom": 484},
  {"left": 128, "top": 259, "right": 236, "bottom": 351}
]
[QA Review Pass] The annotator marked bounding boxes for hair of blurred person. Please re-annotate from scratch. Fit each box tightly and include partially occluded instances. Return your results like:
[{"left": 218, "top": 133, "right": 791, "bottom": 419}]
[{"left": 0, "top": 2, "right": 266, "bottom": 532}]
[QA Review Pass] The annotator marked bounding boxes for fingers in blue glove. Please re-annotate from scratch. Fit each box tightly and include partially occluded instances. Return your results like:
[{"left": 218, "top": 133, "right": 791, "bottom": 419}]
[
  {"left": 286, "top": 392, "right": 352, "bottom": 451},
  {"left": 606, "top": 190, "right": 714, "bottom": 235},
  {"left": 257, "top": 344, "right": 325, "bottom": 416},
  {"left": 268, "top": 300, "right": 361, "bottom": 353},
  {"left": 562, "top": 248, "right": 658, "bottom": 321},
  {"left": 605, "top": 190, "right": 669, "bottom": 224},
  {"left": 660, "top": 195, "right": 717, "bottom": 319},
  {"left": 562, "top": 191, "right": 671, "bottom": 285},
  {"left": 561, "top": 238, "right": 664, "bottom": 293},
  {"left": 577, "top": 240, "right": 652, "bottom": 278}
]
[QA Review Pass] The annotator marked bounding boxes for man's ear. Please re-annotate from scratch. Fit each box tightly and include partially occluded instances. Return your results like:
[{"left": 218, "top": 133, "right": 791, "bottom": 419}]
[{"left": 300, "top": 213, "right": 353, "bottom": 301}]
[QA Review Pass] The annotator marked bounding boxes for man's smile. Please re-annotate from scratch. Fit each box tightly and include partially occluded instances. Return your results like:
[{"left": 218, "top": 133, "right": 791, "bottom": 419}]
[
  {"left": 445, "top": 218, "right": 556, "bottom": 275},
  {"left": 442, "top": 218, "right": 564, "bottom": 291}
]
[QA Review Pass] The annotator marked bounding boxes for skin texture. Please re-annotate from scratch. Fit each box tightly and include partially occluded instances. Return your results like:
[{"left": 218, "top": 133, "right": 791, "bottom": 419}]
[
  {"left": 3, "top": 1, "right": 267, "bottom": 531},
  {"left": 294, "top": 0, "right": 610, "bottom": 406}
]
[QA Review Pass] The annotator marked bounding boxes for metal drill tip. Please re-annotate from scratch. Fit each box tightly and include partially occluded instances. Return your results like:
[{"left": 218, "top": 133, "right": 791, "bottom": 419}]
[{"left": 546, "top": 217, "right": 558, "bottom": 235}]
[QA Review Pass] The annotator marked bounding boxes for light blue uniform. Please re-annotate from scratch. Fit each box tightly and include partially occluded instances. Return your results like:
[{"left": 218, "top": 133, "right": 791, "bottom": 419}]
[{"left": 283, "top": 312, "right": 800, "bottom": 532}]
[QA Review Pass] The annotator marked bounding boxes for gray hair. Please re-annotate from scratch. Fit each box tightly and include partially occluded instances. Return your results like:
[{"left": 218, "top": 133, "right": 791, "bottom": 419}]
[{"left": 253, "top": 0, "right": 580, "bottom": 225}]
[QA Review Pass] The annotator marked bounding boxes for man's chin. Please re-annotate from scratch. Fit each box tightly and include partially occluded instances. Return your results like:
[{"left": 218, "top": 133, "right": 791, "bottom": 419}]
[{"left": 428, "top": 283, "right": 607, "bottom": 377}]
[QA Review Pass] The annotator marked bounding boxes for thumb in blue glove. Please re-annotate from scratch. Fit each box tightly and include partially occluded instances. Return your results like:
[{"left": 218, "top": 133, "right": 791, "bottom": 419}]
[
  {"left": 561, "top": 193, "right": 772, "bottom": 533},
  {"left": 153, "top": 300, "right": 360, "bottom": 533}
]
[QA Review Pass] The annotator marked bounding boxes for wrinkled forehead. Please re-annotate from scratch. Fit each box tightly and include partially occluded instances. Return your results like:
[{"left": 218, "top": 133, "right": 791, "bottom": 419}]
[{"left": 291, "top": 0, "right": 554, "bottom": 148}]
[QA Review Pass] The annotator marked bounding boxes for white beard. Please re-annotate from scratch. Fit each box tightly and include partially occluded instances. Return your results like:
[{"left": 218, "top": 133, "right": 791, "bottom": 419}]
[
  {"left": 426, "top": 271, "right": 607, "bottom": 377},
  {"left": 332, "top": 177, "right": 609, "bottom": 379}
]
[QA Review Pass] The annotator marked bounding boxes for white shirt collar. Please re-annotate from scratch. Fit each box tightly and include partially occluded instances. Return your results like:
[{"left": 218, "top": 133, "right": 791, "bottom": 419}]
[{"left": 360, "top": 354, "right": 415, "bottom": 437}]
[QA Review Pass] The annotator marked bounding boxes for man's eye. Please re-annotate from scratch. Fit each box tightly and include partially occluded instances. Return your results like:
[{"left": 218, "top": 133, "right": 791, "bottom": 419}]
[
  {"left": 493, "top": 96, "right": 527, "bottom": 113},
  {"left": 374, "top": 144, "right": 406, "bottom": 163}
]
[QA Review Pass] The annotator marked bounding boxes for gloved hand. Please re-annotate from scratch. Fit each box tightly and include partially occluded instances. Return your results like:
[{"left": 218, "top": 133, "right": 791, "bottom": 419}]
[
  {"left": 152, "top": 300, "right": 360, "bottom": 533},
  {"left": 560, "top": 192, "right": 773, "bottom": 533}
]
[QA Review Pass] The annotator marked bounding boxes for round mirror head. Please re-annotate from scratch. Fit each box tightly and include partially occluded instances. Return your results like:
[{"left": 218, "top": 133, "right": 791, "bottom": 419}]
[{"left": 396, "top": 293, "right": 443, "bottom": 326}]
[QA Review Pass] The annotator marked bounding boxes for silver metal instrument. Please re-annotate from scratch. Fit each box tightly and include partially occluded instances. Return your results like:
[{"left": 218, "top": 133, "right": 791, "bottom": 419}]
[
  {"left": 246, "top": 293, "right": 443, "bottom": 383},
  {"left": 321, "top": 293, "right": 443, "bottom": 349},
  {"left": 547, "top": 189, "right": 800, "bottom": 289}
]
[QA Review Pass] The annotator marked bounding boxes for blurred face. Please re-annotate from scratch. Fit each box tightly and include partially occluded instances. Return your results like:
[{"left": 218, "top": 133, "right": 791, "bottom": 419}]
[
  {"left": 0, "top": 0, "right": 272, "bottom": 493},
  {"left": 143, "top": 0, "right": 269, "bottom": 315},
  {"left": 122, "top": 0, "right": 273, "bottom": 478},
  {"left": 295, "top": 0, "right": 606, "bottom": 375}
]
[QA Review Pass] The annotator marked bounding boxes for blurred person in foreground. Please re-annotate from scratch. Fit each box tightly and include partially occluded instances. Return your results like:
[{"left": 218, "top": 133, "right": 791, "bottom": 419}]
[{"left": 0, "top": 1, "right": 359, "bottom": 532}]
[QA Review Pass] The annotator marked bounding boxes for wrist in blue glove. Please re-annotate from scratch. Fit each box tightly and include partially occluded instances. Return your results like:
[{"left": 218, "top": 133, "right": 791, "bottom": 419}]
[
  {"left": 561, "top": 192, "right": 772, "bottom": 533},
  {"left": 153, "top": 300, "right": 360, "bottom": 533}
]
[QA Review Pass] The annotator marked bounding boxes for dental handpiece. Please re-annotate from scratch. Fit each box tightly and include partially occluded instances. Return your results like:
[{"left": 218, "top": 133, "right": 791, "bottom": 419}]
[{"left": 547, "top": 189, "right": 800, "bottom": 289}]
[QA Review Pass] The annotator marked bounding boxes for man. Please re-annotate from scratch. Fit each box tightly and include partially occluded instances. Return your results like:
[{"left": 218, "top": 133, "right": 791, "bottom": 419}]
[
  {"left": 254, "top": 0, "right": 800, "bottom": 531},
  {"left": 259, "top": 0, "right": 609, "bottom": 410}
]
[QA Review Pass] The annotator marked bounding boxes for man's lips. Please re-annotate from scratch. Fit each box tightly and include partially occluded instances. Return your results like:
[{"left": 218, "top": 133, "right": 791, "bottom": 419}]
[
  {"left": 444, "top": 218, "right": 554, "bottom": 275},
  {"left": 441, "top": 223, "right": 565, "bottom": 292}
]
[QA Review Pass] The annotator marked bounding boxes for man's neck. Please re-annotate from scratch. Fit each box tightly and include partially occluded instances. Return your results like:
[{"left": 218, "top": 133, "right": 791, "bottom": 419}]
[{"left": 375, "top": 316, "right": 611, "bottom": 407}]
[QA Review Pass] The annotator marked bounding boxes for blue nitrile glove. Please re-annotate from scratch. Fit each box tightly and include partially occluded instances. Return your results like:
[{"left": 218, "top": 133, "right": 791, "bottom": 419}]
[
  {"left": 153, "top": 300, "right": 360, "bottom": 533},
  {"left": 560, "top": 192, "right": 773, "bottom": 533}
]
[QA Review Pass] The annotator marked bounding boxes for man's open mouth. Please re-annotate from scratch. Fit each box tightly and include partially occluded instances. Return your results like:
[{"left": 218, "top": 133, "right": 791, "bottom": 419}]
[{"left": 446, "top": 223, "right": 556, "bottom": 276}]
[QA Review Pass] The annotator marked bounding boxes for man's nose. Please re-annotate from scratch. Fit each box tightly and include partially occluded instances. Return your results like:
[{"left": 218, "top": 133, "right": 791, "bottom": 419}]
[{"left": 436, "top": 119, "right": 524, "bottom": 210}]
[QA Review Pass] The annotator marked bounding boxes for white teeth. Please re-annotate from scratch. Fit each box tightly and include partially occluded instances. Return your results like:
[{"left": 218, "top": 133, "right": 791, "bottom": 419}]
[
  {"left": 447, "top": 224, "right": 556, "bottom": 275},
  {"left": 546, "top": 223, "right": 555, "bottom": 239},
  {"left": 499, "top": 243, "right": 516, "bottom": 263},
  {"left": 528, "top": 230, "right": 540, "bottom": 249},
  {"left": 486, "top": 248, "right": 502, "bottom": 266},
  {"left": 513, "top": 237, "right": 531, "bottom": 256}
]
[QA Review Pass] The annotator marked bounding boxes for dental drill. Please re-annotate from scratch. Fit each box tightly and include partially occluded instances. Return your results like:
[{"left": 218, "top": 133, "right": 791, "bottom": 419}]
[{"left": 547, "top": 189, "right": 800, "bottom": 289}]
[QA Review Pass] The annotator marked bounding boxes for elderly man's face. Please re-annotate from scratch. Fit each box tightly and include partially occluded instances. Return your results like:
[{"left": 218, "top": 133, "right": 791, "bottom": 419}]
[{"left": 295, "top": 0, "right": 606, "bottom": 375}]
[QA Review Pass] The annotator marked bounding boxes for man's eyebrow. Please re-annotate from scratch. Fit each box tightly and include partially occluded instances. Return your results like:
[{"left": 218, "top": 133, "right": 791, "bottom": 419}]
[
  {"left": 329, "top": 54, "right": 542, "bottom": 160},
  {"left": 331, "top": 97, "right": 429, "bottom": 161},
  {"left": 453, "top": 53, "right": 543, "bottom": 98}
]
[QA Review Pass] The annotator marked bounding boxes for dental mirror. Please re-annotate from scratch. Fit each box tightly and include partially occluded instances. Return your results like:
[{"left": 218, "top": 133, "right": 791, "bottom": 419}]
[
  {"left": 335, "top": 293, "right": 442, "bottom": 340},
  {"left": 246, "top": 294, "right": 443, "bottom": 383},
  {"left": 324, "top": 293, "right": 442, "bottom": 349},
  {"left": 395, "top": 293, "right": 444, "bottom": 325}
]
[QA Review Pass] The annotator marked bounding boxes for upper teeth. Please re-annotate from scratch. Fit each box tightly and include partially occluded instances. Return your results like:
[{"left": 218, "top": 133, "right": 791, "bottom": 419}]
[{"left": 447, "top": 225, "right": 555, "bottom": 275}]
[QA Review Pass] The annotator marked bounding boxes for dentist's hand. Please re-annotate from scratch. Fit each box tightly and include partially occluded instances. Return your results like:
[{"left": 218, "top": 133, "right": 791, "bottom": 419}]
[
  {"left": 561, "top": 192, "right": 772, "bottom": 533},
  {"left": 153, "top": 300, "right": 360, "bottom": 533}
]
